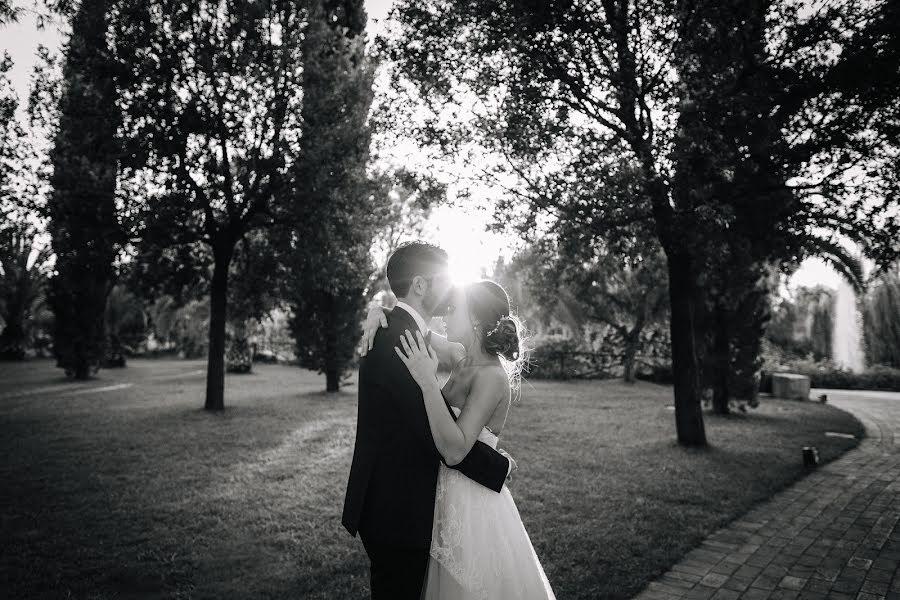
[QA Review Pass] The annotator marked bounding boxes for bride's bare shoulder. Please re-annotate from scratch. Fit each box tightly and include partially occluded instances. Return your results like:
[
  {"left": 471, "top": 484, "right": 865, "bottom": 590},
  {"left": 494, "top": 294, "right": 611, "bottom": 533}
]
[{"left": 470, "top": 364, "right": 509, "bottom": 394}]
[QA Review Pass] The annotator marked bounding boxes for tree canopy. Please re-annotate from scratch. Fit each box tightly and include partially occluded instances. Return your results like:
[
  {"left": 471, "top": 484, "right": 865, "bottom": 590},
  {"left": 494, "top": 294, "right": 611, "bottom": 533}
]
[{"left": 382, "top": 0, "right": 900, "bottom": 444}]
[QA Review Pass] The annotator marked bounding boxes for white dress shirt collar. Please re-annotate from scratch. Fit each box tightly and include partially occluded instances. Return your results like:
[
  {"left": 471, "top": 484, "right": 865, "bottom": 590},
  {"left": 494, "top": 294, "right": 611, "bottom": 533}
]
[{"left": 394, "top": 301, "right": 428, "bottom": 334}]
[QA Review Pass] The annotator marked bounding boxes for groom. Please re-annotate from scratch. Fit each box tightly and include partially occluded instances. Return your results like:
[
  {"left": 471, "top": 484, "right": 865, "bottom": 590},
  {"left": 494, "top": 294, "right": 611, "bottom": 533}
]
[{"left": 342, "top": 241, "right": 513, "bottom": 599}]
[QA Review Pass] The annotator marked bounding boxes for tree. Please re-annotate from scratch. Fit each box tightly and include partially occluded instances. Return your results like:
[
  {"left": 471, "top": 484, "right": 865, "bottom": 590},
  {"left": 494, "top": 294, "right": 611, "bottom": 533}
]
[
  {"left": 566, "top": 248, "right": 669, "bottom": 383},
  {"left": 699, "top": 258, "right": 780, "bottom": 413},
  {"left": 364, "top": 168, "right": 443, "bottom": 303},
  {"left": 102, "top": 281, "right": 147, "bottom": 367},
  {"left": 226, "top": 229, "right": 280, "bottom": 373},
  {"left": 492, "top": 249, "right": 589, "bottom": 341},
  {"left": 803, "top": 287, "right": 836, "bottom": 362},
  {"left": 0, "top": 54, "right": 17, "bottom": 188},
  {"left": 0, "top": 223, "right": 52, "bottom": 359},
  {"left": 766, "top": 285, "right": 835, "bottom": 364},
  {"left": 0, "top": 51, "right": 46, "bottom": 229},
  {"left": 384, "top": 0, "right": 899, "bottom": 443},
  {"left": 864, "top": 265, "right": 900, "bottom": 369},
  {"left": 0, "top": 1, "right": 78, "bottom": 29},
  {"left": 116, "top": 0, "right": 306, "bottom": 409},
  {"left": 281, "top": 0, "right": 380, "bottom": 392},
  {"left": 0, "top": 0, "right": 18, "bottom": 24},
  {"left": 1, "top": 41, "right": 59, "bottom": 361},
  {"left": 145, "top": 293, "right": 179, "bottom": 350},
  {"left": 384, "top": 0, "right": 713, "bottom": 444},
  {"left": 171, "top": 298, "right": 211, "bottom": 359},
  {"left": 504, "top": 235, "right": 669, "bottom": 383},
  {"left": 126, "top": 212, "right": 279, "bottom": 372},
  {"left": 671, "top": 0, "right": 895, "bottom": 412},
  {"left": 45, "top": 0, "right": 122, "bottom": 379}
]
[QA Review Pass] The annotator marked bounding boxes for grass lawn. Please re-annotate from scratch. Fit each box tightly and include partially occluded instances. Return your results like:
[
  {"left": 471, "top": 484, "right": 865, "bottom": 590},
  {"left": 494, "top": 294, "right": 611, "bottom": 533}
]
[{"left": 0, "top": 358, "right": 864, "bottom": 599}]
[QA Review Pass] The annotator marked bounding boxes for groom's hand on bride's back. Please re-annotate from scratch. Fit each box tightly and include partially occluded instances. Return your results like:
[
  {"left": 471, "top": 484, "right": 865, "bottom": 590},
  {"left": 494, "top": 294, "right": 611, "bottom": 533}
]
[{"left": 498, "top": 449, "right": 517, "bottom": 481}]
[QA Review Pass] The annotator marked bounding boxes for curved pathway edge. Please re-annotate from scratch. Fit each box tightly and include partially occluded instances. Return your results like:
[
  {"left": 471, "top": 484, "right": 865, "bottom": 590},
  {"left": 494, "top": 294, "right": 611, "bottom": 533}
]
[{"left": 631, "top": 389, "right": 900, "bottom": 600}]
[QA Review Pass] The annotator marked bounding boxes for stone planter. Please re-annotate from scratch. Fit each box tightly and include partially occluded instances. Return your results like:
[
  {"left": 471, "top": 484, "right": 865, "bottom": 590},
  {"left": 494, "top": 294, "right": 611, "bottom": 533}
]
[{"left": 771, "top": 373, "right": 811, "bottom": 400}]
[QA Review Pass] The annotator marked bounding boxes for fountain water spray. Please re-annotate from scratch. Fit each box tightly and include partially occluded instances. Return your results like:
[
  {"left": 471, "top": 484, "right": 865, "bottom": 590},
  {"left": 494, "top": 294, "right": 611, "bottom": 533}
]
[{"left": 832, "top": 277, "right": 864, "bottom": 372}]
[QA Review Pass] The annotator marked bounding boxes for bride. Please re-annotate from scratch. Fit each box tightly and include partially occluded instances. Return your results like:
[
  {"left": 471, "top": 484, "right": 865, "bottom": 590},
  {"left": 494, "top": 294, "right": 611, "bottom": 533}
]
[{"left": 363, "top": 280, "right": 555, "bottom": 600}]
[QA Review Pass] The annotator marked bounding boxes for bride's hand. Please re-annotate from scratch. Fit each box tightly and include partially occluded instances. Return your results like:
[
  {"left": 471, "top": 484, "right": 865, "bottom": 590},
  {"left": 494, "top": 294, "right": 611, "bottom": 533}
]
[
  {"left": 359, "top": 305, "right": 388, "bottom": 355},
  {"left": 395, "top": 329, "right": 439, "bottom": 389}
]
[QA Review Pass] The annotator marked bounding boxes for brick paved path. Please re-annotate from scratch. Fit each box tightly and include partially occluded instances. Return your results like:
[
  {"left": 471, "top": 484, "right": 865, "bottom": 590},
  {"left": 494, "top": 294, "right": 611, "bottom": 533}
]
[{"left": 632, "top": 389, "right": 900, "bottom": 600}]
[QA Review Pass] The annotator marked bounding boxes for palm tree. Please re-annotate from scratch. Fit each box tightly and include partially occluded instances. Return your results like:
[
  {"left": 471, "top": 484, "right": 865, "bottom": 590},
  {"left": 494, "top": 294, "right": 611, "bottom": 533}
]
[
  {"left": 708, "top": 236, "right": 866, "bottom": 413},
  {"left": 803, "top": 236, "right": 867, "bottom": 295}
]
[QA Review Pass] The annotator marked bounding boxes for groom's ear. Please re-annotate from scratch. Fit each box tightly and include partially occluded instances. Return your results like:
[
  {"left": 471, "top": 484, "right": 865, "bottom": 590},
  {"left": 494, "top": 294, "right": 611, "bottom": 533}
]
[{"left": 408, "top": 275, "right": 426, "bottom": 297}]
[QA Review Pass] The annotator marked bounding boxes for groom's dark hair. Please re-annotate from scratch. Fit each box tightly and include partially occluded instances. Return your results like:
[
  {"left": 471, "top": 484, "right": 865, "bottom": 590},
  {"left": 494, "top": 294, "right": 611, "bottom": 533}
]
[{"left": 386, "top": 241, "right": 449, "bottom": 297}]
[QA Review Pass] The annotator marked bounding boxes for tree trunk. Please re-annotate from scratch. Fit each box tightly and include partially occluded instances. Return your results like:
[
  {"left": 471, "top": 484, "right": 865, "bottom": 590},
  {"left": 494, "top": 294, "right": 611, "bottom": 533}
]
[
  {"left": 74, "top": 353, "right": 90, "bottom": 380},
  {"left": 205, "top": 246, "right": 233, "bottom": 410},
  {"left": 665, "top": 250, "right": 708, "bottom": 446},
  {"left": 711, "top": 304, "right": 730, "bottom": 415},
  {"left": 622, "top": 303, "right": 648, "bottom": 384},
  {"left": 622, "top": 338, "right": 639, "bottom": 383},
  {"left": 325, "top": 293, "right": 340, "bottom": 392},
  {"left": 326, "top": 368, "right": 340, "bottom": 392}
]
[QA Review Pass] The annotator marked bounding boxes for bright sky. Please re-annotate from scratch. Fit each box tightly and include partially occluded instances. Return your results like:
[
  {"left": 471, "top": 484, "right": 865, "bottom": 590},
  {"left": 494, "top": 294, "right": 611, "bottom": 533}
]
[
  {"left": 1, "top": 0, "right": 844, "bottom": 291},
  {"left": 366, "top": 0, "right": 522, "bottom": 284},
  {"left": 788, "top": 258, "right": 843, "bottom": 289},
  {"left": 3, "top": 12, "right": 64, "bottom": 106}
]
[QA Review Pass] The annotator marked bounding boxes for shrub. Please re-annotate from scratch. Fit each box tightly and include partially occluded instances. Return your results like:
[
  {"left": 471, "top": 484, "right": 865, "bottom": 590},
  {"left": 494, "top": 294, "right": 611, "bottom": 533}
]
[
  {"left": 762, "top": 362, "right": 900, "bottom": 392},
  {"left": 525, "top": 338, "right": 580, "bottom": 380},
  {"left": 527, "top": 335, "right": 670, "bottom": 382},
  {"left": 635, "top": 362, "right": 674, "bottom": 385},
  {"left": 225, "top": 337, "right": 253, "bottom": 374},
  {"left": 252, "top": 351, "right": 280, "bottom": 364}
]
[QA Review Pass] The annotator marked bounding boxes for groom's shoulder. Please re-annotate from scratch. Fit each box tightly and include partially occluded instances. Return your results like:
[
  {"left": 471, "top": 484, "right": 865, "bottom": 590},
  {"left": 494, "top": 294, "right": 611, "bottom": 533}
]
[
  {"left": 383, "top": 307, "right": 415, "bottom": 335},
  {"left": 368, "top": 311, "right": 404, "bottom": 357}
]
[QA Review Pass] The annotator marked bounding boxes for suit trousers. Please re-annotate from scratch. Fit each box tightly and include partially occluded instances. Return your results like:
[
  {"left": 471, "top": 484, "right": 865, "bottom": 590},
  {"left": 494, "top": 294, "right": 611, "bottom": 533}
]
[{"left": 361, "top": 533, "right": 431, "bottom": 600}]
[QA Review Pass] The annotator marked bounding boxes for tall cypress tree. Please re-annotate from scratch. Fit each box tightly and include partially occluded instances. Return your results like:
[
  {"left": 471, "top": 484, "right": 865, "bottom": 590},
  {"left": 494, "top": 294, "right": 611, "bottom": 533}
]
[
  {"left": 284, "top": 0, "right": 379, "bottom": 392},
  {"left": 46, "top": 0, "right": 122, "bottom": 379}
]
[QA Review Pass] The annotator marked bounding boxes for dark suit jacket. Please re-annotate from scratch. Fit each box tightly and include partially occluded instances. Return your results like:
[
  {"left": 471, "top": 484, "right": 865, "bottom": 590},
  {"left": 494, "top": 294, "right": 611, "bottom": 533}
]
[{"left": 341, "top": 306, "right": 510, "bottom": 549}]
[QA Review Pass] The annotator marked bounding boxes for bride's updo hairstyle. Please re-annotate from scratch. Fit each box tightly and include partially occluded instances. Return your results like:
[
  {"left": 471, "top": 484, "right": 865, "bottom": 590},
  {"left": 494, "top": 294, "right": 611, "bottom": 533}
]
[{"left": 464, "top": 280, "right": 528, "bottom": 387}]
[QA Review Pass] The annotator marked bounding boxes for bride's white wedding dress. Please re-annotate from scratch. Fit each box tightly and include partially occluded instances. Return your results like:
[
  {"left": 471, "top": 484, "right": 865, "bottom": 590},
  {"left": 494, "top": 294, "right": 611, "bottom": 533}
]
[{"left": 422, "top": 406, "right": 556, "bottom": 600}]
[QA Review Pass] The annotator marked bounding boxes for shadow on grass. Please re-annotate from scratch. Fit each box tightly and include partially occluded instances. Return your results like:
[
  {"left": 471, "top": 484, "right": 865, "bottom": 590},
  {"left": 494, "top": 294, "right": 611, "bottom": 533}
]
[{"left": 0, "top": 361, "right": 866, "bottom": 600}]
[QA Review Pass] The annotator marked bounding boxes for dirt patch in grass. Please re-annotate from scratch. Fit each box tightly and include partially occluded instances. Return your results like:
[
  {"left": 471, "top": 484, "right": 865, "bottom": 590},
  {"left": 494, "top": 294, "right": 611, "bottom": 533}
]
[{"left": 0, "top": 359, "right": 864, "bottom": 599}]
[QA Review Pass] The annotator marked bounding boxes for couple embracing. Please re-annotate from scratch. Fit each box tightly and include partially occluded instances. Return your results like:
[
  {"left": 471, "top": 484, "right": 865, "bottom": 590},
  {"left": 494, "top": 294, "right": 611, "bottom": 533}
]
[{"left": 341, "top": 242, "right": 557, "bottom": 599}]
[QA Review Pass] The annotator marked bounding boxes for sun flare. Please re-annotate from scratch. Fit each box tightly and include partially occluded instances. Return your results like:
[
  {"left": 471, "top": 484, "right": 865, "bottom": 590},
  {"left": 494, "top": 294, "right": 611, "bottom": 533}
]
[{"left": 431, "top": 205, "right": 512, "bottom": 287}]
